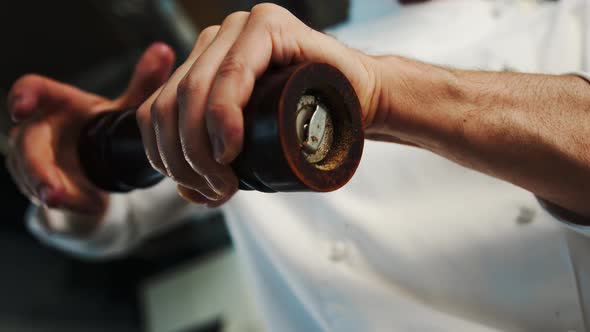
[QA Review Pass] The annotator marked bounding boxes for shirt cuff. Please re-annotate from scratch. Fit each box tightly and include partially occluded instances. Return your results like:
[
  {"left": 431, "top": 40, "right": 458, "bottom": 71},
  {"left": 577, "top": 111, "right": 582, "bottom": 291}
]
[
  {"left": 27, "top": 194, "right": 140, "bottom": 260},
  {"left": 537, "top": 197, "right": 590, "bottom": 226}
]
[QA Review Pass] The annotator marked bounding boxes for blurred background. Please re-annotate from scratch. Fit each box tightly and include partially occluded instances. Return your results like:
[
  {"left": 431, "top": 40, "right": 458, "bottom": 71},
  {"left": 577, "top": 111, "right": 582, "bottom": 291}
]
[{"left": 0, "top": 1, "right": 398, "bottom": 331}]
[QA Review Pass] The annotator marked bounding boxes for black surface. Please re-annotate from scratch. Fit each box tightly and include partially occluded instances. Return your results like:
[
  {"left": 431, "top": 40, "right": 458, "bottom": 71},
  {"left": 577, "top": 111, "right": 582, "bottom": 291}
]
[
  {"left": 79, "top": 109, "right": 165, "bottom": 193},
  {"left": 0, "top": 0, "right": 189, "bottom": 95}
]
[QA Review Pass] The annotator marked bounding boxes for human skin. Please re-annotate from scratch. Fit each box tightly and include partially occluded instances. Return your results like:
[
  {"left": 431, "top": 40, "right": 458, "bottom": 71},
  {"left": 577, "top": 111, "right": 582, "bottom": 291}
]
[
  {"left": 136, "top": 4, "right": 590, "bottom": 217},
  {"left": 5, "top": 43, "right": 176, "bottom": 226},
  {"left": 7, "top": 4, "right": 590, "bottom": 224}
]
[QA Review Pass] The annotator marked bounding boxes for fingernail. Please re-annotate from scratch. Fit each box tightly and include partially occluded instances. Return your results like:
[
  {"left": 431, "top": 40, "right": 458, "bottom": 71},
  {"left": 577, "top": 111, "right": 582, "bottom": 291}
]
[
  {"left": 211, "top": 135, "right": 226, "bottom": 164},
  {"left": 206, "top": 175, "right": 228, "bottom": 197}
]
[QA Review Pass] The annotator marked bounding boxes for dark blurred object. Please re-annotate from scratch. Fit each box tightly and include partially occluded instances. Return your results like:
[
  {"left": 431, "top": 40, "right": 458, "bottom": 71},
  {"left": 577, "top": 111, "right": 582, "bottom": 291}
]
[
  {"left": 0, "top": 0, "right": 349, "bottom": 96},
  {"left": 179, "top": 0, "right": 349, "bottom": 30},
  {"left": 399, "top": 0, "right": 431, "bottom": 4},
  {"left": 178, "top": 319, "right": 222, "bottom": 332},
  {"left": 0, "top": 0, "right": 190, "bottom": 97},
  {"left": 78, "top": 109, "right": 165, "bottom": 192}
]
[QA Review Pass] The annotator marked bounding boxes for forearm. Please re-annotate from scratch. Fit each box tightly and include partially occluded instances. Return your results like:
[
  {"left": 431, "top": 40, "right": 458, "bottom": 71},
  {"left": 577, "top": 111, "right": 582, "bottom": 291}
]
[{"left": 373, "top": 56, "right": 590, "bottom": 216}]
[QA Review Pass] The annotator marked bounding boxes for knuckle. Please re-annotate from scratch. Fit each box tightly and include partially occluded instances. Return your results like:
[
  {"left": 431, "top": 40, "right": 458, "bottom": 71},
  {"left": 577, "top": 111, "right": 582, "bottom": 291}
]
[
  {"left": 136, "top": 103, "right": 152, "bottom": 126},
  {"left": 206, "top": 101, "right": 229, "bottom": 119},
  {"left": 251, "top": 3, "right": 283, "bottom": 17},
  {"left": 149, "top": 100, "right": 162, "bottom": 118},
  {"left": 222, "top": 11, "right": 249, "bottom": 26},
  {"left": 196, "top": 25, "right": 220, "bottom": 47},
  {"left": 9, "top": 73, "right": 42, "bottom": 96},
  {"left": 176, "top": 77, "right": 191, "bottom": 100},
  {"left": 150, "top": 99, "right": 172, "bottom": 124},
  {"left": 177, "top": 74, "right": 204, "bottom": 102},
  {"left": 217, "top": 53, "right": 247, "bottom": 80},
  {"left": 14, "top": 73, "right": 42, "bottom": 87}
]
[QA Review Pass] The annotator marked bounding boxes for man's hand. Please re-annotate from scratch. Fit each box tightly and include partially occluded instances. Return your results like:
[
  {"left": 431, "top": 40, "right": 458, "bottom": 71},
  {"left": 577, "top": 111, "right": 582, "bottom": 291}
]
[
  {"left": 137, "top": 4, "right": 382, "bottom": 206},
  {"left": 134, "top": 4, "right": 590, "bottom": 220},
  {"left": 6, "top": 43, "right": 175, "bottom": 217}
]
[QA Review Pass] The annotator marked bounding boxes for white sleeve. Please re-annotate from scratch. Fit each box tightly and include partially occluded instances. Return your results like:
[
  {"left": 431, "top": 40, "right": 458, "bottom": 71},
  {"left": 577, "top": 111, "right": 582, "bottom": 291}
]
[{"left": 27, "top": 179, "right": 218, "bottom": 260}]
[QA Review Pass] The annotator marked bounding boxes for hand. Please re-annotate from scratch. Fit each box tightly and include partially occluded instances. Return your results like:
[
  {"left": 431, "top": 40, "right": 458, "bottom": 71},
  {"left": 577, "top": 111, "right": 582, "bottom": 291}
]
[
  {"left": 6, "top": 43, "right": 175, "bottom": 217},
  {"left": 137, "top": 4, "right": 382, "bottom": 206}
]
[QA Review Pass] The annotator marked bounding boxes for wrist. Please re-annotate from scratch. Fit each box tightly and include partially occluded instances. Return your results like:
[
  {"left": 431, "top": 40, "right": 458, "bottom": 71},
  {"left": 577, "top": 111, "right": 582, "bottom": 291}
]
[{"left": 368, "top": 55, "right": 466, "bottom": 150}]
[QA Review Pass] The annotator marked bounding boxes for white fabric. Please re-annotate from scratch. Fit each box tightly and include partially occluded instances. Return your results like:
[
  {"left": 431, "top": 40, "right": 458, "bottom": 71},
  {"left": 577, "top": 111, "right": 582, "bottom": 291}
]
[
  {"left": 28, "top": 179, "right": 213, "bottom": 259},
  {"left": 27, "top": 0, "right": 590, "bottom": 331}
]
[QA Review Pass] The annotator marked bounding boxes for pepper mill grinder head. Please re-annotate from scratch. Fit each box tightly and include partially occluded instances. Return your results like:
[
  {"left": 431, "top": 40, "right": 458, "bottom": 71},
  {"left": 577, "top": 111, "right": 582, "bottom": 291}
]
[{"left": 233, "top": 63, "right": 364, "bottom": 192}]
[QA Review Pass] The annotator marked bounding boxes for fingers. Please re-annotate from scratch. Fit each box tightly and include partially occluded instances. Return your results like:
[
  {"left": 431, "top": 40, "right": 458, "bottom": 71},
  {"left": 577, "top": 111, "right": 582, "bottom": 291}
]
[
  {"left": 176, "top": 12, "right": 249, "bottom": 196},
  {"left": 204, "top": 4, "right": 295, "bottom": 164},
  {"left": 143, "top": 5, "right": 371, "bottom": 204},
  {"left": 205, "top": 5, "right": 312, "bottom": 163},
  {"left": 155, "top": 23, "right": 230, "bottom": 198},
  {"left": 116, "top": 42, "right": 176, "bottom": 107},
  {"left": 206, "top": 4, "right": 363, "bottom": 164},
  {"left": 137, "top": 87, "right": 167, "bottom": 174},
  {"left": 176, "top": 184, "right": 233, "bottom": 208},
  {"left": 137, "top": 25, "right": 224, "bottom": 200},
  {"left": 8, "top": 123, "right": 104, "bottom": 214},
  {"left": 7, "top": 75, "right": 104, "bottom": 122}
]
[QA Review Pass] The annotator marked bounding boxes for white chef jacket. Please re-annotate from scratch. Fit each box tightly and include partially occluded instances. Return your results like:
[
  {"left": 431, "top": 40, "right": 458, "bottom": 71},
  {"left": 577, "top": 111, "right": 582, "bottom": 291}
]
[{"left": 27, "top": 1, "right": 590, "bottom": 331}]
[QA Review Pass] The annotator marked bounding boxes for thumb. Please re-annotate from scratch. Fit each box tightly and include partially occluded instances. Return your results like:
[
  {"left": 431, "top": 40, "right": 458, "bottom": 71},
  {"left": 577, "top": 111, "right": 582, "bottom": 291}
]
[{"left": 117, "top": 42, "right": 176, "bottom": 106}]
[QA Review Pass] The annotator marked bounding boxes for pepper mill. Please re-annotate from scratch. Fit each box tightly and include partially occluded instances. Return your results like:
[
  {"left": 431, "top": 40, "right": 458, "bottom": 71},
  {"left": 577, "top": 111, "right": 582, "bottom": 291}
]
[{"left": 78, "top": 63, "right": 364, "bottom": 193}]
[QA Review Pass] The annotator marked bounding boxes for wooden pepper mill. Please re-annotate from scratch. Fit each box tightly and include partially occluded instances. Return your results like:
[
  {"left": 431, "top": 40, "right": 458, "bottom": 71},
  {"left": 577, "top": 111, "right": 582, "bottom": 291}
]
[{"left": 78, "top": 63, "right": 364, "bottom": 193}]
